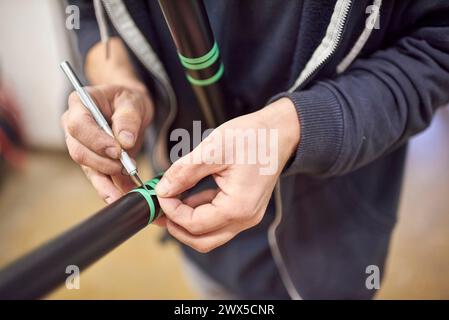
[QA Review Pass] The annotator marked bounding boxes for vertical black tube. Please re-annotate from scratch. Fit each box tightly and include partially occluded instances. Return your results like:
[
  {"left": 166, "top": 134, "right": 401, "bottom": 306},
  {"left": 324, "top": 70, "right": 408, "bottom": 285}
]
[
  {"left": 0, "top": 187, "right": 160, "bottom": 299},
  {"left": 158, "top": 0, "right": 227, "bottom": 127}
]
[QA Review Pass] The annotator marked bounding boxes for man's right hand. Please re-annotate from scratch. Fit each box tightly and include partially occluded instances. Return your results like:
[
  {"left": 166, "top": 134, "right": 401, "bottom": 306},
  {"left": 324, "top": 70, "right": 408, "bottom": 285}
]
[{"left": 61, "top": 84, "right": 153, "bottom": 204}]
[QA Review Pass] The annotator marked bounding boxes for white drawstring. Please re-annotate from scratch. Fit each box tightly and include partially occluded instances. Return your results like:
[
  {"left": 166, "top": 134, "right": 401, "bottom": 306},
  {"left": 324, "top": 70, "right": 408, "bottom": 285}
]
[{"left": 336, "top": 0, "right": 383, "bottom": 73}]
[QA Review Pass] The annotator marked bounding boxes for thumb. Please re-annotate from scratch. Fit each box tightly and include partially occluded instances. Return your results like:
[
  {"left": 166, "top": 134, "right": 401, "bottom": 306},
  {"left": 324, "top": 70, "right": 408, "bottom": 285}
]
[
  {"left": 156, "top": 147, "right": 224, "bottom": 197},
  {"left": 111, "top": 90, "right": 147, "bottom": 149}
]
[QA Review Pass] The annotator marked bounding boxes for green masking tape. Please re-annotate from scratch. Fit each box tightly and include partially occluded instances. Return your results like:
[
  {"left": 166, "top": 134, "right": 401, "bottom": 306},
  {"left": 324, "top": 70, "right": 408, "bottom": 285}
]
[
  {"left": 186, "top": 63, "right": 224, "bottom": 86},
  {"left": 128, "top": 175, "right": 161, "bottom": 224},
  {"left": 179, "top": 44, "right": 220, "bottom": 70},
  {"left": 178, "top": 42, "right": 219, "bottom": 65},
  {"left": 178, "top": 42, "right": 224, "bottom": 85}
]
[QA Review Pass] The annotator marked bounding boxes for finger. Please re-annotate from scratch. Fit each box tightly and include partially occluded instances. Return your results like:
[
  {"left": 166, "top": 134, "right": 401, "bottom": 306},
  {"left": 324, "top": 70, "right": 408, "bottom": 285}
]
[
  {"left": 126, "top": 126, "right": 146, "bottom": 157},
  {"left": 111, "top": 174, "right": 138, "bottom": 193},
  {"left": 183, "top": 189, "right": 219, "bottom": 207},
  {"left": 66, "top": 133, "right": 122, "bottom": 175},
  {"left": 111, "top": 89, "right": 149, "bottom": 149},
  {"left": 82, "top": 166, "right": 123, "bottom": 203},
  {"left": 166, "top": 220, "right": 239, "bottom": 253},
  {"left": 152, "top": 215, "right": 167, "bottom": 227},
  {"left": 158, "top": 191, "right": 232, "bottom": 236},
  {"left": 156, "top": 156, "right": 224, "bottom": 198},
  {"left": 65, "top": 91, "right": 121, "bottom": 159}
]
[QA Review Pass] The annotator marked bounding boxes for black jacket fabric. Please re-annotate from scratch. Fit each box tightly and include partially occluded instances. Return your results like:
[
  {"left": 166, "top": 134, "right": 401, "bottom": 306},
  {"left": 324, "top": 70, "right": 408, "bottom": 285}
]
[{"left": 72, "top": 0, "right": 449, "bottom": 299}]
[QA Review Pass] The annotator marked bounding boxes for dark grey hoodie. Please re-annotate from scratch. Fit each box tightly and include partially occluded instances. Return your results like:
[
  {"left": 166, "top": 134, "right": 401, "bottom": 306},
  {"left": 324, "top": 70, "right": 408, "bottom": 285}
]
[{"left": 72, "top": 0, "right": 449, "bottom": 299}]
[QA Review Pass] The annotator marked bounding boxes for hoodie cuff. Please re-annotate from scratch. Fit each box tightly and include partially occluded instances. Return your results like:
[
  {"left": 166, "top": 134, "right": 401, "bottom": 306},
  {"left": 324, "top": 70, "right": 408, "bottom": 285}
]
[{"left": 269, "top": 84, "right": 344, "bottom": 176}]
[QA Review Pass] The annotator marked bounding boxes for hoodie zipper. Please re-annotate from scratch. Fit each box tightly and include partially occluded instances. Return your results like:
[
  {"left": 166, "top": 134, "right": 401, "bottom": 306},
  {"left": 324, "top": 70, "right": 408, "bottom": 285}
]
[
  {"left": 269, "top": 0, "right": 353, "bottom": 300},
  {"left": 288, "top": 0, "right": 353, "bottom": 92}
]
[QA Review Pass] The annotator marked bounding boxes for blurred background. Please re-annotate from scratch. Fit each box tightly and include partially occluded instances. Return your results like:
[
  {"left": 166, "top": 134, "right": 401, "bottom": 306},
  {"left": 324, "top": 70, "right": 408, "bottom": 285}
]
[{"left": 0, "top": 0, "right": 448, "bottom": 299}]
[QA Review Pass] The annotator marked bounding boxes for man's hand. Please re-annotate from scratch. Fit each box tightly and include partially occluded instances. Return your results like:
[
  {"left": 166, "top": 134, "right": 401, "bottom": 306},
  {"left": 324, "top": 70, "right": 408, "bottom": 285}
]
[
  {"left": 61, "top": 84, "right": 153, "bottom": 203},
  {"left": 156, "top": 98, "right": 300, "bottom": 253}
]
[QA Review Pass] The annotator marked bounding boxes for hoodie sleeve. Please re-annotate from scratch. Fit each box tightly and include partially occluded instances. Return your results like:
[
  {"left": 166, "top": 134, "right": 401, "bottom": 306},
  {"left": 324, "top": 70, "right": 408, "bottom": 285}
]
[{"left": 273, "top": 4, "right": 449, "bottom": 177}]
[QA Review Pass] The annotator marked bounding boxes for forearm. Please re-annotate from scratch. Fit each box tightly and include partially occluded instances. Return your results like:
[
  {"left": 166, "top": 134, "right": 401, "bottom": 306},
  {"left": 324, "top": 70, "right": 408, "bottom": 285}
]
[
  {"left": 85, "top": 37, "right": 147, "bottom": 93},
  {"left": 272, "top": 21, "right": 449, "bottom": 177}
]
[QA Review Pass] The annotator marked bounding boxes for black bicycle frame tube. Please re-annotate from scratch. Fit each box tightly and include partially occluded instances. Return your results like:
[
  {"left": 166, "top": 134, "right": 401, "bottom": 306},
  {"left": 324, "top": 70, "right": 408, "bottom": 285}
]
[
  {"left": 158, "top": 0, "right": 227, "bottom": 127},
  {"left": 0, "top": 190, "right": 160, "bottom": 300}
]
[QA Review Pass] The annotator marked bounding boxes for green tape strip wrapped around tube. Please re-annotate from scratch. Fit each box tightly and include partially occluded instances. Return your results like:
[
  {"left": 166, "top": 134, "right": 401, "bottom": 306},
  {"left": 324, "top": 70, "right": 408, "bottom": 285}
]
[
  {"left": 178, "top": 42, "right": 220, "bottom": 70},
  {"left": 128, "top": 174, "right": 163, "bottom": 224},
  {"left": 178, "top": 41, "right": 219, "bottom": 65},
  {"left": 186, "top": 63, "right": 224, "bottom": 86},
  {"left": 177, "top": 42, "right": 225, "bottom": 86}
]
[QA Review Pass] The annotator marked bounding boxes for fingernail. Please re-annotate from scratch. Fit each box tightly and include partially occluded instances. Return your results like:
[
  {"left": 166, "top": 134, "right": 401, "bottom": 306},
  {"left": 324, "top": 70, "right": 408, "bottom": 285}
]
[
  {"left": 118, "top": 130, "right": 135, "bottom": 147},
  {"left": 105, "top": 147, "right": 119, "bottom": 159},
  {"left": 156, "top": 177, "right": 170, "bottom": 196},
  {"left": 105, "top": 197, "right": 113, "bottom": 204}
]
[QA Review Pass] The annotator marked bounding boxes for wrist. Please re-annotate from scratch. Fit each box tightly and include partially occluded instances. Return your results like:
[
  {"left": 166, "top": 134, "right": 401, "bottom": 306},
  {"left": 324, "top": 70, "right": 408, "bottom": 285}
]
[{"left": 259, "top": 98, "right": 300, "bottom": 167}]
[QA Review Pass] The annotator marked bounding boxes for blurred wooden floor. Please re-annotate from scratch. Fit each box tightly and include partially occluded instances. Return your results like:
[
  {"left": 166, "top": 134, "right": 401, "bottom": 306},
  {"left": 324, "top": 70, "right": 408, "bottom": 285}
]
[
  {"left": 0, "top": 107, "right": 448, "bottom": 299},
  {"left": 0, "top": 154, "right": 196, "bottom": 299}
]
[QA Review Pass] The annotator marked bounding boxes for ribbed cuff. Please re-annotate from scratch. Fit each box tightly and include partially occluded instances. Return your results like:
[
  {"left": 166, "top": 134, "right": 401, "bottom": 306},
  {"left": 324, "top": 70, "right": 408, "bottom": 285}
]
[{"left": 269, "top": 84, "right": 344, "bottom": 176}]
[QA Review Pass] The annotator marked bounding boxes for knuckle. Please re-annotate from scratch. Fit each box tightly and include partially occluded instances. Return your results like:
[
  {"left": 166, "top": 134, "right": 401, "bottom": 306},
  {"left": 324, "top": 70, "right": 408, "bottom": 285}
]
[
  {"left": 67, "top": 112, "right": 92, "bottom": 138},
  {"left": 171, "top": 164, "right": 191, "bottom": 187},
  {"left": 116, "top": 90, "right": 139, "bottom": 109},
  {"left": 112, "top": 112, "right": 141, "bottom": 132},
  {"left": 124, "top": 90, "right": 139, "bottom": 103},
  {"left": 252, "top": 211, "right": 264, "bottom": 226},
  {"left": 112, "top": 112, "right": 140, "bottom": 130},
  {"left": 69, "top": 144, "right": 86, "bottom": 164},
  {"left": 186, "top": 221, "right": 204, "bottom": 236},
  {"left": 164, "top": 163, "right": 180, "bottom": 184},
  {"left": 66, "top": 119, "right": 80, "bottom": 137},
  {"left": 177, "top": 172, "right": 190, "bottom": 189},
  {"left": 69, "top": 115, "right": 99, "bottom": 144},
  {"left": 91, "top": 136, "right": 109, "bottom": 152},
  {"left": 228, "top": 202, "right": 248, "bottom": 221},
  {"left": 79, "top": 112, "right": 94, "bottom": 125},
  {"left": 68, "top": 91, "right": 79, "bottom": 104},
  {"left": 194, "top": 241, "right": 213, "bottom": 254},
  {"left": 118, "top": 96, "right": 141, "bottom": 114},
  {"left": 103, "top": 162, "right": 121, "bottom": 175},
  {"left": 222, "top": 210, "right": 235, "bottom": 223}
]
